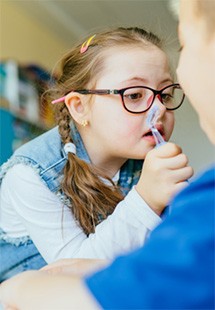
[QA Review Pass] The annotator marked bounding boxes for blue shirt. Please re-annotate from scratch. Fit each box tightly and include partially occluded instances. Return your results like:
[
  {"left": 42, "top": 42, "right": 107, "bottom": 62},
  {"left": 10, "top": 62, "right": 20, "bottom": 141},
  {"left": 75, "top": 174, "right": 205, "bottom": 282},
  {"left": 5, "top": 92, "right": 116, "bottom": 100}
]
[{"left": 85, "top": 165, "right": 215, "bottom": 309}]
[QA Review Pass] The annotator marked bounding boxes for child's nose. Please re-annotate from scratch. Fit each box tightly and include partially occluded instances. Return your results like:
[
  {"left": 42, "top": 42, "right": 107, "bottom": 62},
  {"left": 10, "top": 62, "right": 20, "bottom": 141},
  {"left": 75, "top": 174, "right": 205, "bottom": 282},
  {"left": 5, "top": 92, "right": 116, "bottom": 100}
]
[{"left": 152, "top": 95, "right": 166, "bottom": 119}]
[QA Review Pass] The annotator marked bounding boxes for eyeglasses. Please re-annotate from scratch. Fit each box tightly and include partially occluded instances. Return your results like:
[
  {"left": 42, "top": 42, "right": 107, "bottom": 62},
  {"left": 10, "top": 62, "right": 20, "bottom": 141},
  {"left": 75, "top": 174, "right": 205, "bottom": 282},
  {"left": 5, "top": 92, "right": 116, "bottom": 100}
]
[{"left": 52, "top": 83, "right": 185, "bottom": 114}]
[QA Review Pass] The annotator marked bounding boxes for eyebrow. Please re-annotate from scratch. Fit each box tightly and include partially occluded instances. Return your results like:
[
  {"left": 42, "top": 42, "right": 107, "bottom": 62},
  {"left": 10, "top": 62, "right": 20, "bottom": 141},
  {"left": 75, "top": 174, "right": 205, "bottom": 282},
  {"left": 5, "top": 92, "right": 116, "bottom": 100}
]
[
  {"left": 122, "top": 77, "right": 148, "bottom": 84},
  {"left": 159, "top": 78, "right": 174, "bottom": 86},
  {"left": 121, "top": 77, "right": 174, "bottom": 86}
]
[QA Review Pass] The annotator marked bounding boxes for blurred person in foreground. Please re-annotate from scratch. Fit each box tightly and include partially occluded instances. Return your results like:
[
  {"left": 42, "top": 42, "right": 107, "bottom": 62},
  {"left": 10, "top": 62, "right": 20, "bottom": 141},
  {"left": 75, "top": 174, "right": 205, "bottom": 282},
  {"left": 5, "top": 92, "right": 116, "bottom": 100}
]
[{"left": 0, "top": 0, "right": 214, "bottom": 309}]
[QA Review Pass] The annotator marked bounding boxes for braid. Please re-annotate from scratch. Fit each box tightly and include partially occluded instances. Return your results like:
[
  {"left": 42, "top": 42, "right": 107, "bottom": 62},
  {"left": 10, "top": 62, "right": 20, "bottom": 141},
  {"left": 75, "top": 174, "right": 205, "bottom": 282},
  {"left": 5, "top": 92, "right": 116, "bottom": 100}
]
[
  {"left": 61, "top": 155, "right": 123, "bottom": 235},
  {"left": 56, "top": 103, "right": 71, "bottom": 144},
  {"left": 56, "top": 100, "right": 123, "bottom": 235}
]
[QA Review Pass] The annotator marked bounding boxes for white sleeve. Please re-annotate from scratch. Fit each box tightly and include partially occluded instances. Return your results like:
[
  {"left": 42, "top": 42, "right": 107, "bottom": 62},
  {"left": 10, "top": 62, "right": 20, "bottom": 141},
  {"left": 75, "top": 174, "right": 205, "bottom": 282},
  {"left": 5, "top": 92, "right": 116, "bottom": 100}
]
[{"left": 0, "top": 164, "right": 161, "bottom": 262}]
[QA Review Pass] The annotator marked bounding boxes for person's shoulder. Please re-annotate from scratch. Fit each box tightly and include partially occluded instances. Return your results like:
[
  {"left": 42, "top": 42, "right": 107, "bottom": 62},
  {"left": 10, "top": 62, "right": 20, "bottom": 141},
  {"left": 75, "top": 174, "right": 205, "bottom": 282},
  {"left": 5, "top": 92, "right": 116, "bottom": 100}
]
[
  {"left": 172, "top": 164, "right": 215, "bottom": 213},
  {"left": 189, "top": 165, "right": 215, "bottom": 190},
  {"left": 3, "top": 163, "right": 41, "bottom": 185}
]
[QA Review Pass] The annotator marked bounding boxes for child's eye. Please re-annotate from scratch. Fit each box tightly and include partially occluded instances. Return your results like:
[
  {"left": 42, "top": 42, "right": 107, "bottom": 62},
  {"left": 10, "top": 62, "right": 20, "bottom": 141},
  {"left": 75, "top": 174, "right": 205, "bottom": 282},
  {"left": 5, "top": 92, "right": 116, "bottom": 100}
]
[
  {"left": 124, "top": 88, "right": 145, "bottom": 102},
  {"left": 161, "top": 93, "right": 173, "bottom": 102},
  {"left": 125, "top": 92, "right": 142, "bottom": 100}
]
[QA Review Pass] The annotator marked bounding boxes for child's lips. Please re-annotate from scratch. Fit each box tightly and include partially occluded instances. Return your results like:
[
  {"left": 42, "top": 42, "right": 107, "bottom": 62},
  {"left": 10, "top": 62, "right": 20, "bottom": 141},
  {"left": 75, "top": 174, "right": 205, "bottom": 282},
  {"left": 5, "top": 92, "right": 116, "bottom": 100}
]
[{"left": 143, "top": 125, "right": 165, "bottom": 140}]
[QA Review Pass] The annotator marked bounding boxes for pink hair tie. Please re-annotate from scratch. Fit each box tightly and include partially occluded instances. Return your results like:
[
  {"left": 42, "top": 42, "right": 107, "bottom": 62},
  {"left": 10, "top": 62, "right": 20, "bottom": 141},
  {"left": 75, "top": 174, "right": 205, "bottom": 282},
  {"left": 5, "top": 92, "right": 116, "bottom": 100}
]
[
  {"left": 80, "top": 35, "right": 96, "bottom": 54},
  {"left": 51, "top": 96, "right": 66, "bottom": 104}
]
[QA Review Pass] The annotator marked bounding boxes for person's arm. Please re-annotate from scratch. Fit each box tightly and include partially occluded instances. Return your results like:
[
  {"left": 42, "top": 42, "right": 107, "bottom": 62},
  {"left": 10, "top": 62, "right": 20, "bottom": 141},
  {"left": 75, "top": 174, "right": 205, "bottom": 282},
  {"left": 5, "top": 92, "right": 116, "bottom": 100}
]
[
  {"left": 1, "top": 164, "right": 161, "bottom": 263},
  {"left": 0, "top": 271, "right": 99, "bottom": 310},
  {"left": 41, "top": 258, "right": 109, "bottom": 276}
]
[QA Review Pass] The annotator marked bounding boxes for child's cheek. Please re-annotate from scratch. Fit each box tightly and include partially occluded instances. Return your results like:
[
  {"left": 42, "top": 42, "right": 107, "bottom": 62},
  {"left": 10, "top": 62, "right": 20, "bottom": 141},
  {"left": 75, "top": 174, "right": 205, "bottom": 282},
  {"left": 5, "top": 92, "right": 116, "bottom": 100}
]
[{"left": 117, "top": 117, "right": 143, "bottom": 139}]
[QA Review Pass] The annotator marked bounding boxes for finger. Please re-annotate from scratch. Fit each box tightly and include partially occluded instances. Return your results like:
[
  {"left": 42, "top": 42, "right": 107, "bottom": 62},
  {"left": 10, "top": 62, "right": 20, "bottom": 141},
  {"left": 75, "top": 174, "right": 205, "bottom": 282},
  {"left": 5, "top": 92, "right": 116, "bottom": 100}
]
[
  {"left": 154, "top": 142, "right": 183, "bottom": 158},
  {"left": 170, "top": 166, "right": 194, "bottom": 184},
  {"left": 162, "top": 153, "right": 190, "bottom": 170}
]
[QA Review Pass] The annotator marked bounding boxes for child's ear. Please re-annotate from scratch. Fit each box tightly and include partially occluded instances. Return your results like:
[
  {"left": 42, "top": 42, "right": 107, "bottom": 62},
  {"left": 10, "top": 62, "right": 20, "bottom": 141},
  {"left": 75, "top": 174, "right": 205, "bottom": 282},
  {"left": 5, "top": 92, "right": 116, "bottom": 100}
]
[{"left": 64, "top": 92, "right": 89, "bottom": 125}]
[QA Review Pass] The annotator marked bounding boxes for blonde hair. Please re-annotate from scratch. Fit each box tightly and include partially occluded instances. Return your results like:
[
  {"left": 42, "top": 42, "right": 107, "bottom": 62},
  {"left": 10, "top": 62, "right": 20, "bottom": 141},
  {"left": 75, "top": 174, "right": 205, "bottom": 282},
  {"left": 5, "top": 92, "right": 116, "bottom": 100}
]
[{"left": 44, "top": 27, "right": 163, "bottom": 235}]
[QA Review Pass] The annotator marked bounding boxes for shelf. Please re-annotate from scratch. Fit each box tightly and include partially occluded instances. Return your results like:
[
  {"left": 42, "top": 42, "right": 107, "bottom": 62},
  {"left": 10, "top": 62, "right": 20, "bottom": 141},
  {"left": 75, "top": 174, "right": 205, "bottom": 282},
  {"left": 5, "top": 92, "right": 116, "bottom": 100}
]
[{"left": 0, "top": 61, "right": 55, "bottom": 164}]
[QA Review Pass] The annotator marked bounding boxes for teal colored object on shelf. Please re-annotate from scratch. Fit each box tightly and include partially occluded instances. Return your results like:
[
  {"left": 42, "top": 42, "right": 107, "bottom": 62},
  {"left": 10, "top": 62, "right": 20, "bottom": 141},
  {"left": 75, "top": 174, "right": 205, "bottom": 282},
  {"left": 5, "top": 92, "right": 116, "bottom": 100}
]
[{"left": 0, "top": 108, "right": 15, "bottom": 165}]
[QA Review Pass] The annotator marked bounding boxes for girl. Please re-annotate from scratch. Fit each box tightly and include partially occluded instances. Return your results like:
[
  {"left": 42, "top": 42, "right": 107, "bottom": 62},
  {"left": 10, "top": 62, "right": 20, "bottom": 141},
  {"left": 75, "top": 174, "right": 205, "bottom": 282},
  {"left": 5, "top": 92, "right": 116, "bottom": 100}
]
[{"left": 0, "top": 27, "right": 192, "bottom": 281}]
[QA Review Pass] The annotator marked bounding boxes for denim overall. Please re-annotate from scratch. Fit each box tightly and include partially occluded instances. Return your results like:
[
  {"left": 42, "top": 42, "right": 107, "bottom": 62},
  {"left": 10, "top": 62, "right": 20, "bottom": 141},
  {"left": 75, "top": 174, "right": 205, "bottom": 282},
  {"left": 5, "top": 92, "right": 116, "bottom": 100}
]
[{"left": 0, "top": 124, "right": 143, "bottom": 281}]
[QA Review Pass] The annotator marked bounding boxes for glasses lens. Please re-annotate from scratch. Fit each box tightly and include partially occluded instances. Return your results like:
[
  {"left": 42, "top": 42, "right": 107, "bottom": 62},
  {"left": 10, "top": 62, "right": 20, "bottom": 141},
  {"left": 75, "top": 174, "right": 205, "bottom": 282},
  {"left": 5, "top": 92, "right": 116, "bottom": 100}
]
[
  {"left": 123, "top": 87, "right": 154, "bottom": 113},
  {"left": 161, "top": 85, "right": 184, "bottom": 110}
]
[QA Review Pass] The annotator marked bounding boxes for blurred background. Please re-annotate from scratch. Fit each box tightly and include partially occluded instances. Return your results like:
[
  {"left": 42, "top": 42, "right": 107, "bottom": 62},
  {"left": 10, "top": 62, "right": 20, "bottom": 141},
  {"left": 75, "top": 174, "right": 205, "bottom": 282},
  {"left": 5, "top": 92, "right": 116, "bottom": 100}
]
[{"left": 0, "top": 0, "right": 214, "bottom": 173}]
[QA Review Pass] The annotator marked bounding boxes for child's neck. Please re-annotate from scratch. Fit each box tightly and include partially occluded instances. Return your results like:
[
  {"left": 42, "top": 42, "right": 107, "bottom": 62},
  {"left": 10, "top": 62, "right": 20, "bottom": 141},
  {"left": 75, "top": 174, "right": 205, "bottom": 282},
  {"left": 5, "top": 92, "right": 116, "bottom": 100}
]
[{"left": 92, "top": 157, "right": 126, "bottom": 179}]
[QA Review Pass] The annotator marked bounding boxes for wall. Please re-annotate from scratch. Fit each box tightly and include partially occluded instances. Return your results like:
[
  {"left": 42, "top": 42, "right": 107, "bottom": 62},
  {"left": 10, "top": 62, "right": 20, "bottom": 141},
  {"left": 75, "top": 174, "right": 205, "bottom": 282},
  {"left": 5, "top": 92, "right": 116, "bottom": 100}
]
[{"left": 0, "top": 1, "right": 69, "bottom": 70}]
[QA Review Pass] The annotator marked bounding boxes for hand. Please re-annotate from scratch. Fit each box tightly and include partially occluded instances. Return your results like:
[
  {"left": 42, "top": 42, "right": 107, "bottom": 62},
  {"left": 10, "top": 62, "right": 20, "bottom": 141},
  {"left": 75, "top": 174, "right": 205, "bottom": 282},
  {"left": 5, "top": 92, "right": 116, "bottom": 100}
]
[
  {"left": 41, "top": 258, "right": 109, "bottom": 276},
  {"left": 136, "top": 142, "right": 194, "bottom": 214},
  {"left": 0, "top": 271, "right": 38, "bottom": 309},
  {"left": 0, "top": 270, "right": 99, "bottom": 309}
]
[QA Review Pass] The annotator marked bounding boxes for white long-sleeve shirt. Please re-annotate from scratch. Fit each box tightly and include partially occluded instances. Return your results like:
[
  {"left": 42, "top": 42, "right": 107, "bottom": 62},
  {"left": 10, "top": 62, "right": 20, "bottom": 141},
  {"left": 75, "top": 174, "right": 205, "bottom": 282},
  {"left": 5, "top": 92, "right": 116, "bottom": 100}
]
[{"left": 0, "top": 164, "right": 162, "bottom": 263}]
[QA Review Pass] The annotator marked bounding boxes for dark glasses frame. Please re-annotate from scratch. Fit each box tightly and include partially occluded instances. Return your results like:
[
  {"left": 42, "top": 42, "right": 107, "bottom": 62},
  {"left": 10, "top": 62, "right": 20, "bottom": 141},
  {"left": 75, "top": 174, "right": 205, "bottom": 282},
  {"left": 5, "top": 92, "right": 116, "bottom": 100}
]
[{"left": 52, "top": 83, "right": 185, "bottom": 114}]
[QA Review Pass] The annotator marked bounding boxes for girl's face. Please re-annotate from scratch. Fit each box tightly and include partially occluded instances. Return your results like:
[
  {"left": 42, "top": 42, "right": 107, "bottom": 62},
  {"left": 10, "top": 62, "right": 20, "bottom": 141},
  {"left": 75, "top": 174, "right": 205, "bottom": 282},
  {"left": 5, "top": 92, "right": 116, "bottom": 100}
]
[
  {"left": 177, "top": 0, "right": 215, "bottom": 145},
  {"left": 83, "top": 45, "right": 174, "bottom": 169}
]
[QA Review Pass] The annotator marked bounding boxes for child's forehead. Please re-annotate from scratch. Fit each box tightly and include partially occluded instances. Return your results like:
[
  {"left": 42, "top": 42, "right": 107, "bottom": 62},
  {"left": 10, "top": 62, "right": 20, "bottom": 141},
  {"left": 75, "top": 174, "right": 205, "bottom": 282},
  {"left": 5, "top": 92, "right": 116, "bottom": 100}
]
[
  {"left": 101, "top": 46, "right": 170, "bottom": 77},
  {"left": 95, "top": 47, "right": 172, "bottom": 89},
  {"left": 102, "top": 45, "right": 167, "bottom": 66}
]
